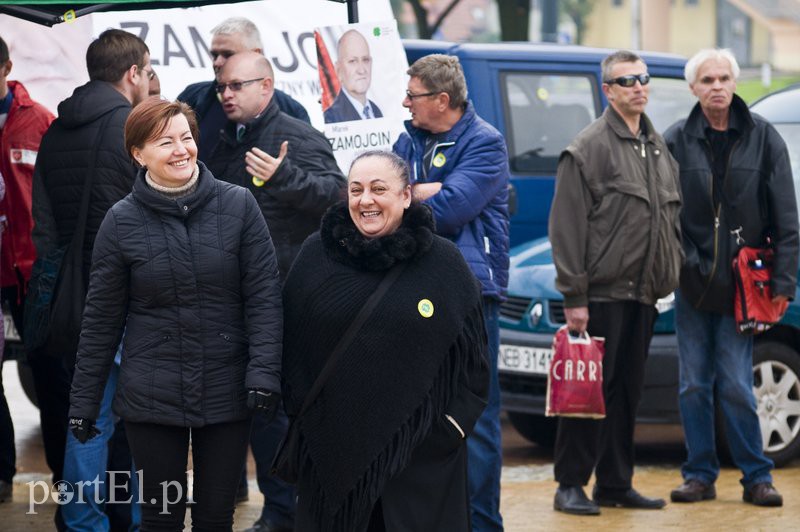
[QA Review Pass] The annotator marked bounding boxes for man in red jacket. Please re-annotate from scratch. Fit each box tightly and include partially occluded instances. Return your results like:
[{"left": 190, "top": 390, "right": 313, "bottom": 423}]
[{"left": 0, "top": 34, "right": 54, "bottom": 503}]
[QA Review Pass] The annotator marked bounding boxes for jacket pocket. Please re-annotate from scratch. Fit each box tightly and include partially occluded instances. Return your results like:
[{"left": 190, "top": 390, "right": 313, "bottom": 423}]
[
  {"left": 652, "top": 188, "right": 684, "bottom": 298},
  {"left": 586, "top": 181, "right": 649, "bottom": 284},
  {"left": 416, "top": 416, "right": 464, "bottom": 460}
]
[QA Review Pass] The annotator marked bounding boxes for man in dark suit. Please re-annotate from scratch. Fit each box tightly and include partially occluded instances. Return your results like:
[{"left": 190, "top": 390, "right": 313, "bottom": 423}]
[{"left": 324, "top": 29, "right": 383, "bottom": 123}]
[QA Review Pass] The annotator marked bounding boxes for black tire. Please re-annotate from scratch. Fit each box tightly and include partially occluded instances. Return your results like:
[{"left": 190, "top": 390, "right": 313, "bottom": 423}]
[
  {"left": 16, "top": 360, "right": 39, "bottom": 409},
  {"left": 752, "top": 341, "right": 800, "bottom": 467},
  {"left": 507, "top": 411, "right": 557, "bottom": 448}
]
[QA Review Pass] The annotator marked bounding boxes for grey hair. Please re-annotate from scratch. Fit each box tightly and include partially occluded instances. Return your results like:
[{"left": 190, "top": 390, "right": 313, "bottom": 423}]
[
  {"left": 684, "top": 48, "right": 740, "bottom": 85},
  {"left": 349, "top": 150, "right": 411, "bottom": 187},
  {"left": 407, "top": 54, "right": 468, "bottom": 110},
  {"left": 211, "top": 17, "right": 263, "bottom": 50},
  {"left": 601, "top": 50, "right": 645, "bottom": 82}
]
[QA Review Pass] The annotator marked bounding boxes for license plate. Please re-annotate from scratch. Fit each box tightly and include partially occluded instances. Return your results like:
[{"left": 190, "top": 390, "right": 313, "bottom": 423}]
[
  {"left": 3, "top": 313, "right": 20, "bottom": 342},
  {"left": 499, "top": 344, "right": 553, "bottom": 375}
]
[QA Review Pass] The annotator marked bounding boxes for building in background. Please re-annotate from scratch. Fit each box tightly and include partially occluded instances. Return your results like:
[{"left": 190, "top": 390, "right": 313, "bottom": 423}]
[
  {"left": 392, "top": 0, "right": 800, "bottom": 71},
  {"left": 578, "top": 0, "right": 800, "bottom": 71}
]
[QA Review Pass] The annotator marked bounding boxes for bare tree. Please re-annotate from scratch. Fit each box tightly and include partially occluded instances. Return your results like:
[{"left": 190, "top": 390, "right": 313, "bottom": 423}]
[
  {"left": 562, "top": 0, "right": 596, "bottom": 45},
  {"left": 498, "top": 0, "right": 530, "bottom": 41}
]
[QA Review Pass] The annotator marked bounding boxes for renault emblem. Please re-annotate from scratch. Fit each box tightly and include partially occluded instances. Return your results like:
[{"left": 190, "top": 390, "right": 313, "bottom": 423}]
[{"left": 529, "top": 302, "right": 543, "bottom": 327}]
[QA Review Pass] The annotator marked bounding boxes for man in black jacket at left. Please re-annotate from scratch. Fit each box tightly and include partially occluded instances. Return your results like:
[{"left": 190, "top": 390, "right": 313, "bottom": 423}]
[
  {"left": 207, "top": 51, "right": 345, "bottom": 532},
  {"left": 31, "top": 29, "right": 150, "bottom": 531}
]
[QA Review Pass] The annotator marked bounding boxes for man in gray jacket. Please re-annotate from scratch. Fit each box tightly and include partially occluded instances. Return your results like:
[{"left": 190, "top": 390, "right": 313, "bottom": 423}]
[{"left": 548, "top": 50, "right": 683, "bottom": 515}]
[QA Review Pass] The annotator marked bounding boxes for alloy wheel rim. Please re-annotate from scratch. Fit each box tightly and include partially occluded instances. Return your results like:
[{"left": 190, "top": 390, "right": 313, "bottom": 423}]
[{"left": 753, "top": 359, "right": 800, "bottom": 453}]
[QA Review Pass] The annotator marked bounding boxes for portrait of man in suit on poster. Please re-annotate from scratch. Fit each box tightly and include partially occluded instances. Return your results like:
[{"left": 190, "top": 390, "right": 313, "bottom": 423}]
[{"left": 324, "top": 29, "right": 384, "bottom": 124}]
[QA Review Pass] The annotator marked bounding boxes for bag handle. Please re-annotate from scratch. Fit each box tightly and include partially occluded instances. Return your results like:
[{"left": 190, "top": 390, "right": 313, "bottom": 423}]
[{"left": 295, "top": 260, "right": 409, "bottom": 418}]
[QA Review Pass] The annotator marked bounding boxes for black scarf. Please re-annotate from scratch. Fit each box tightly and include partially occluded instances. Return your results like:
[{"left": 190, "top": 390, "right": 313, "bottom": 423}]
[
  {"left": 282, "top": 202, "right": 485, "bottom": 531},
  {"left": 319, "top": 199, "right": 434, "bottom": 271}
]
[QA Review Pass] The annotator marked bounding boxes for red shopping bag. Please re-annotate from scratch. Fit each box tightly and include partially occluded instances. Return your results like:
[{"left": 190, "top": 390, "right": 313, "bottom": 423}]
[
  {"left": 733, "top": 246, "right": 788, "bottom": 335},
  {"left": 545, "top": 326, "right": 606, "bottom": 418}
]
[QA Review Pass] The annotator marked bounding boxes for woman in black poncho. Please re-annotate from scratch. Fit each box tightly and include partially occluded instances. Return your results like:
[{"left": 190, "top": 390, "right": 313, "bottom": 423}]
[{"left": 281, "top": 150, "right": 489, "bottom": 531}]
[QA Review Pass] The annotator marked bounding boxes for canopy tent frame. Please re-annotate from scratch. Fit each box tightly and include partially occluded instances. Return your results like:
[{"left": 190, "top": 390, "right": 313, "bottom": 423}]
[{"left": 0, "top": 0, "right": 358, "bottom": 26}]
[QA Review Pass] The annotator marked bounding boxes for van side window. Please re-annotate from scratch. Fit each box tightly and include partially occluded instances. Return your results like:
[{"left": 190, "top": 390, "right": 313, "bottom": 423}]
[{"left": 502, "top": 73, "right": 597, "bottom": 175}]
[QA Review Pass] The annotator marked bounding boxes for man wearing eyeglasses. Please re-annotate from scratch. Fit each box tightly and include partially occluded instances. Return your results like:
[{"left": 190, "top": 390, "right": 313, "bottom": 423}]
[
  {"left": 178, "top": 17, "right": 310, "bottom": 161},
  {"left": 31, "top": 29, "right": 149, "bottom": 531},
  {"left": 664, "top": 49, "right": 796, "bottom": 508},
  {"left": 393, "top": 54, "right": 509, "bottom": 532},
  {"left": 207, "top": 52, "right": 343, "bottom": 532},
  {"left": 548, "top": 50, "right": 682, "bottom": 515}
]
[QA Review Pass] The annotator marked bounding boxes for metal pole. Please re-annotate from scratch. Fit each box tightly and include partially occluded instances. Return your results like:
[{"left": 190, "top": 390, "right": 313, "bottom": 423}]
[
  {"left": 631, "top": 0, "right": 641, "bottom": 50},
  {"left": 347, "top": 0, "right": 359, "bottom": 24},
  {"left": 541, "top": 0, "right": 558, "bottom": 43}
]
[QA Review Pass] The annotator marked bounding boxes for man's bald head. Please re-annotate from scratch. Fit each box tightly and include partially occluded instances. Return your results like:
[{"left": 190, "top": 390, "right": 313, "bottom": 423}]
[
  {"left": 217, "top": 51, "right": 275, "bottom": 123},
  {"left": 335, "top": 30, "right": 372, "bottom": 105},
  {"left": 221, "top": 51, "right": 273, "bottom": 82}
]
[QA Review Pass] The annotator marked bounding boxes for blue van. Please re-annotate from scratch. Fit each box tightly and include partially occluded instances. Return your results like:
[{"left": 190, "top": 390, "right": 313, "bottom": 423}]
[{"left": 401, "top": 41, "right": 800, "bottom": 468}]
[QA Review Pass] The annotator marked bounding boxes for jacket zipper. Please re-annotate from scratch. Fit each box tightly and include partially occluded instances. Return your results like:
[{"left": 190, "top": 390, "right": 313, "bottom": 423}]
[
  {"left": 695, "top": 137, "right": 741, "bottom": 307},
  {"left": 696, "top": 206, "right": 721, "bottom": 307}
]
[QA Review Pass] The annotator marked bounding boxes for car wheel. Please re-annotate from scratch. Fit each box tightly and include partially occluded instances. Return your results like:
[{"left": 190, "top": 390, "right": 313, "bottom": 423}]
[
  {"left": 506, "top": 411, "right": 557, "bottom": 448},
  {"left": 16, "top": 360, "right": 39, "bottom": 409},
  {"left": 753, "top": 341, "right": 800, "bottom": 467}
]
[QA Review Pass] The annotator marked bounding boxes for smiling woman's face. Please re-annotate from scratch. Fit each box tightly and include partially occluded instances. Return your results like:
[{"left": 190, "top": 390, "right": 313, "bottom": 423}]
[
  {"left": 132, "top": 113, "right": 197, "bottom": 188},
  {"left": 348, "top": 156, "right": 411, "bottom": 239}
]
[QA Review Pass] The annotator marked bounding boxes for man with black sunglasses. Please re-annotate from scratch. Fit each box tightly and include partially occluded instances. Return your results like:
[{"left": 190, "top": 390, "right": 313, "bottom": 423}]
[{"left": 549, "top": 50, "right": 682, "bottom": 515}]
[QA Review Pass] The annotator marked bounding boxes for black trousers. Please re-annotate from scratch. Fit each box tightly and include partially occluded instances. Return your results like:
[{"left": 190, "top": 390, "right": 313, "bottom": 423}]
[
  {"left": 125, "top": 418, "right": 251, "bottom": 531},
  {"left": 554, "top": 301, "right": 657, "bottom": 489}
]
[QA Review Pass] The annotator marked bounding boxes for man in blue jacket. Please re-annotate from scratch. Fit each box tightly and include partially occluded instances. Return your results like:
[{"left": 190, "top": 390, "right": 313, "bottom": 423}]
[
  {"left": 393, "top": 54, "right": 509, "bottom": 532},
  {"left": 178, "top": 17, "right": 309, "bottom": 161}
]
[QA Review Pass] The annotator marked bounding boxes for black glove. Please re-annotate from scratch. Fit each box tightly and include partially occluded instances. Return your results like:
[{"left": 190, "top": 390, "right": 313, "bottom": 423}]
[
  {"left": 247, "top": 389, "right": 280, "bottom": 423},
  {"left": 69, "top": 417, "right": 101, "bottom": 444}
]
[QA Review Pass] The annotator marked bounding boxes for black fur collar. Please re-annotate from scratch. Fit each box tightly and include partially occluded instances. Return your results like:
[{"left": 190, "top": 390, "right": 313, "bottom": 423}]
[{"left": 320, "top": 201, "right": 435, "bottom": 271}]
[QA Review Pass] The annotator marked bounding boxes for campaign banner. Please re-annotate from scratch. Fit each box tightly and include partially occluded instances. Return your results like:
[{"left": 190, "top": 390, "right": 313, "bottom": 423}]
[
  {"left": 0, "top": 0, "right": 393, "bottom": 129},
  {"left": 315, "top": 20, "right": 409, "bottom": 172}
]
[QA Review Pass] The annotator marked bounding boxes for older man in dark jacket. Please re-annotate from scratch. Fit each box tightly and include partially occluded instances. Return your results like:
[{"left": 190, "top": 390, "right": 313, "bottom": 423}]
[
  {"left": 207, "top": 51, "right": 344, "bottom": 532},
  {"left": 665, "top": 48, "right": 798, "bottom": 508},
  {"left": 549, "top": 50, "right": 682, "bottom": 516}
]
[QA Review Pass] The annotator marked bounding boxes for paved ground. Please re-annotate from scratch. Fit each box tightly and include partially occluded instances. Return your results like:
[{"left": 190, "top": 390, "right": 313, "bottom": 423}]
[{"left": 1, "top": 360, "right": 798, "bottom": 530}]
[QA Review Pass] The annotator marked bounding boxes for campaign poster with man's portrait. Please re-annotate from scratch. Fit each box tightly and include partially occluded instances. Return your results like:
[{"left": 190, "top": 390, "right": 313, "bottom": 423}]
[{"left": 315, "top": 20, "right": 409, "bottom": 171}]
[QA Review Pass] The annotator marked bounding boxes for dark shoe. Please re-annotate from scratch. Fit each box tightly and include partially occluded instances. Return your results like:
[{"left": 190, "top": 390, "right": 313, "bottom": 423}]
[
  {"left": 0, "top": 480, "right": 11, "bottom": 503},
  {"left": 244, "top": 518, "right": 293, "bottom": 532},
  {"left": 743, "top": 482, "right": 783, "bottom": 507},
  {"left": 593, "top": 486, "right": 666, "bottom": 509},
  {"left": 554, "top": 486, "right": 601, "bottom": 515},
  {"left": 670, "top": 479, "right": 716, "bottom": 503}
]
